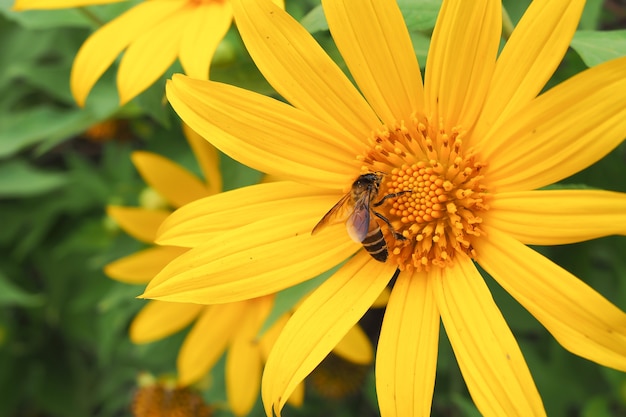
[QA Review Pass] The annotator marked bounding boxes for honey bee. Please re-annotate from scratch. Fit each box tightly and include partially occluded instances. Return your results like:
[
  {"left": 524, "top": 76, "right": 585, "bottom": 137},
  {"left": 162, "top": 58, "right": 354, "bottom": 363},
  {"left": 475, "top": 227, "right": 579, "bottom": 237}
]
[{"left": 312, "top": 172, "right": 410, "bottom": 262}]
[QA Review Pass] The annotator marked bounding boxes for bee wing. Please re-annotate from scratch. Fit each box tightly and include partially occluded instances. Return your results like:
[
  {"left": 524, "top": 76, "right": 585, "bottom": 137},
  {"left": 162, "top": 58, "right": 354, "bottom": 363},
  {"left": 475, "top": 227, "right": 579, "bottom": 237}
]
[
  {"left": 312, "top": 193, "right": 354, "bottom": 235},
  {"left": 346, "top": 196, "right": 370, "bottom": 243}
]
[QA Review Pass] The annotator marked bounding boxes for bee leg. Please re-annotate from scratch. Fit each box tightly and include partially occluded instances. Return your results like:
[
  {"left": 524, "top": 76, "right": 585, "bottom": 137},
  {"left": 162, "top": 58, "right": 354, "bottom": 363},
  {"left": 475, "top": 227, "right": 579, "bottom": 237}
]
[
  {"left": 373, "top": 211, "right": 406, "bottom": 241},
  {"left": 373, "top": 190, "right": 412, "bottom": 207}
]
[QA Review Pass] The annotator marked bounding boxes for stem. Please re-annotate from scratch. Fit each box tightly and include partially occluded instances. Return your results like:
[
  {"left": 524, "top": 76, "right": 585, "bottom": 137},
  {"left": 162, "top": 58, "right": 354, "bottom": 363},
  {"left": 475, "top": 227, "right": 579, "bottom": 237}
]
[{"left": 78, "top": 6, "right": 105, "bottom": 27}]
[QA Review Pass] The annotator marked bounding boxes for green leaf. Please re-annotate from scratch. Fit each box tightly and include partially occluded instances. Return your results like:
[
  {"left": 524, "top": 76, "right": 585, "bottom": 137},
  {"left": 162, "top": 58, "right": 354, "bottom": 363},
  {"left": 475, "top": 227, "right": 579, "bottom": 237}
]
[
  {"left": 570, "top": 30, "right": 626, "bottom": 67},
  {"left": 0, "top": 107, "right": 83, "bottom": 157},
  {"left": 0, "top": 159, "right": 67, "bottom": 197},
  {"left": 0, "top": 270, "right": 44, "bottom": 307},
  {"left": 581, "top": 397, "right": 614, "bottom": 417},
  {"left": 398, "top": 0, "right": 442, "bottom": 32},
  {"left": 0, "top": 4, "right": 91, "bottom": 29},
  {"left": 301, "top": 0, "right": 441, "bottom": 34},
  {"left": 300, "top": 4, "right": 326, "bottom": 34}
]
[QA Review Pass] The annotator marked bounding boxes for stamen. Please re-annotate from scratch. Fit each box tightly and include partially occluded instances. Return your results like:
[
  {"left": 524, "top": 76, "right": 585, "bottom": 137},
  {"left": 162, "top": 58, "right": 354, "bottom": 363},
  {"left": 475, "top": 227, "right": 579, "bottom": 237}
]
[{"left": 360, "top": 117, "right": 489, "bottom": 272}]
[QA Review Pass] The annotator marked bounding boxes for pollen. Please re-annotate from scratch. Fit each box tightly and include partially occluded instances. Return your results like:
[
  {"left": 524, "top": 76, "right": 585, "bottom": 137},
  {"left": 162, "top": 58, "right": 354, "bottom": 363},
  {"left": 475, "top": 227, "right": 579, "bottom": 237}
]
[{"left": 359, "top": 115, "right": 489, "bottom": 272}]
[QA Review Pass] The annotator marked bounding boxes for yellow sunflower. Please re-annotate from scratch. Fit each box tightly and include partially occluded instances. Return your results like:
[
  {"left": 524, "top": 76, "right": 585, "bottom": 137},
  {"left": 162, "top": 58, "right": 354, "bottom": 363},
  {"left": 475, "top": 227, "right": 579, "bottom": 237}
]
[
  {"left": 12, "top": 0, "right": 281, "bottom": 106},
  {"left": 146, "top": 0, "right": 626, "bottom": 415}
]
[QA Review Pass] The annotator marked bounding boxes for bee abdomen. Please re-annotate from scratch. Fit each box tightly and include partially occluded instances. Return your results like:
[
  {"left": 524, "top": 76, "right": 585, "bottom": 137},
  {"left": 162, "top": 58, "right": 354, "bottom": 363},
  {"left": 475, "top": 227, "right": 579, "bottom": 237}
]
[{"left": 361, "top": 227, "right": 388, "bottom": 262}]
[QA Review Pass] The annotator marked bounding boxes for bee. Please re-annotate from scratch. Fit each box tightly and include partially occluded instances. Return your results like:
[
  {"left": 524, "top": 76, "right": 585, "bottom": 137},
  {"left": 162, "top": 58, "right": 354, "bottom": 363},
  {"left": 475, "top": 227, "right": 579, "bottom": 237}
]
[{"left": 312, "top": 172, "right": 410, "bottom": 262}]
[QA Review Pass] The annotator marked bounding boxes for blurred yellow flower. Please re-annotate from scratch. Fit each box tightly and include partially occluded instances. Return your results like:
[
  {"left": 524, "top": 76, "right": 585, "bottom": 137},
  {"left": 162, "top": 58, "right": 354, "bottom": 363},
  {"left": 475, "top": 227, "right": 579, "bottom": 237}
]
[
  {"left": 149, "top": 0, "right": 626, "bottom": 416},
  {"left": 12, "top": 0, "right": 280, "bottom": 106},
  {"left": 105, "top": 124, "right": 373, "bottom": 416}
]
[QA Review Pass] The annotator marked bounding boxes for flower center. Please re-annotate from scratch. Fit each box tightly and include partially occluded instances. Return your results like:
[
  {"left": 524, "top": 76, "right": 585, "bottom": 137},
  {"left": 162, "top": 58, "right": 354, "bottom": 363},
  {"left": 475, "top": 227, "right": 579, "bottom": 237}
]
[{"left": 358, "top": 115, "right": 489, "bottom": 272}]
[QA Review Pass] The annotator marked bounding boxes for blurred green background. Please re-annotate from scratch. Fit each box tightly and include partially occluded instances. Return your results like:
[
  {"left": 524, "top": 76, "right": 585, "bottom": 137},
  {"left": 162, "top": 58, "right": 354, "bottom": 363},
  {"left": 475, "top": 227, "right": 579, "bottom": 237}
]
[{"left": 1, "top": 0, "right": 626, "bottom": 416}]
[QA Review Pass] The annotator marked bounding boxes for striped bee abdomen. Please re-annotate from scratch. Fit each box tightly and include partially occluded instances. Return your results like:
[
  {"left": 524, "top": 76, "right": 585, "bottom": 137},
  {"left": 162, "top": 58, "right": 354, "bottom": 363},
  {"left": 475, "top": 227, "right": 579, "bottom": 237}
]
[{"left": 361, "top": 226, "right": 388, "bottom": 262}]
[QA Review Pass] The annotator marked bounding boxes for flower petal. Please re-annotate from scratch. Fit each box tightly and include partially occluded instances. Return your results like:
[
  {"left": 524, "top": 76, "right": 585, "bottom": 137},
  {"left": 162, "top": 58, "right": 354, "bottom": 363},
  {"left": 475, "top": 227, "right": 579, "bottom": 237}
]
[
  {"left": 117, "top": 5, "right": 191, "bottom": 105},
  {"left": 142, "top": 212, "right": 359, "bottom": 304},
  {"left": 166, "top": 76, "right": 362, "bottom": 189},
  {"left": 182, "top": 123, "right": 222, "bottom": 196},
  {"left": 376, "top": 270, "right": 439, "bottom": 417},
  {"left": 226, "top": 297, "right": 273, "bottom": 417},
  {"left": 481, "top": 56, "right": 626, "bottom": 192},
  {"left": 486, "top": 190, "right": 626, "bottom": 245},
  {"left": 262, "top": 253, "right": 394, "bottom": 416},
  {"left": 104, "top": 246, "right": 188, "bottom": 284},
  {"left": 424, "top": 0, "right": 500, "bottom": 132},
  {"left": 13, "top": 0, "right": 123, "bottom": 10},
  {"left": 332, "top": 324, "right": 373, "bottom": 365},
  {"left": 178, "top": 302, "right": 247, "bottom": 386},
  {"left": 474, "top": 0, "right": 585, "bottom": 138},
  {"left": 131, "top": 151, "right": 209, "bottom": 208},
  {"left": 70, "top": 1, "right": 184, "bottom": 106},
  {"left": 179, "top": 1, "right": 232, "bottom": 79},
  {"left": 157, "top": 181, "right": 339, "bottom": 247},
  {"left": 434, "top": 255, "right": 545, "bottom": 417},
  {"left": 323, "top": 0, "right": 424, "bottom": 124},
  {"left": 227, "top": 338, "right": 262, "bottom": 416},
  {"left": 129, "top": 300, "right": 204, "bottom": 344},
  {"left": 107, "top": 206, "right": 170, "bottom": 243},
  {"left": 230, "top": 0, "right": 381, "bottom": 139},
  {"left": 476, "top": 226, "right": 626, "bottom": 372}
]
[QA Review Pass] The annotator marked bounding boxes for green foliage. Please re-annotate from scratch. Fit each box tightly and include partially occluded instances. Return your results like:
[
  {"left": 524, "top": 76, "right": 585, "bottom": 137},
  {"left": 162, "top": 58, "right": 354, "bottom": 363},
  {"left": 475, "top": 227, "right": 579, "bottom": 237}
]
[{"left": 571, "top": 30, "right": 626, "bottom": 67}]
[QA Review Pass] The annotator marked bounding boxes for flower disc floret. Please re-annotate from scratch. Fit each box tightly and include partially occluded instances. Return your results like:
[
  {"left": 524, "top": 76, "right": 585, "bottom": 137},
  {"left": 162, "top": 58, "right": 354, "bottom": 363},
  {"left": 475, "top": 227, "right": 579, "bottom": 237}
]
[{"left": 359, "top": 115, "right": 489, "bottom": 271}]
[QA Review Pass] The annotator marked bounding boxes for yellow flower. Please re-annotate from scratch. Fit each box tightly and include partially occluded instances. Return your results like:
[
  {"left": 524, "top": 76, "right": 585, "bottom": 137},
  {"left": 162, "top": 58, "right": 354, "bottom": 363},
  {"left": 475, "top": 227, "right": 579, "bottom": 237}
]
[
  {"left": 106, "top": 123, "right": 227, "bottom": 381},
  {"left": 147, "top": 0, "right": 626, "bottom": 416},
  {"left": 106, "top": 124, "right": 373, "bottom": 416},
  {"left": 12, "top": 0, "right": 280, "bottom": 106},
  {"left": 106, "top": 126, "right": 277, "bottom": 415}
]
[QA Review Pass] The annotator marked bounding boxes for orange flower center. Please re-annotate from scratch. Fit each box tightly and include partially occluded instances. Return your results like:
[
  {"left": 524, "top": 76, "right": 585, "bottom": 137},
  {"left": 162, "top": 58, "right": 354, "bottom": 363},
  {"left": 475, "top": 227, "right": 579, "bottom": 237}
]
[{"left": 359, "top": 115, "right": 489, "bottom": 272}]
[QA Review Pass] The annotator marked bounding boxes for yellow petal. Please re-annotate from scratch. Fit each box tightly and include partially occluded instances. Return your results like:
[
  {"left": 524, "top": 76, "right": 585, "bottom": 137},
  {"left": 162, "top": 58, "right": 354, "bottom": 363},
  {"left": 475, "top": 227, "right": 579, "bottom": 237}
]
[
  {"left": 104, "top": 246, "right": 188, "bottom": 284},
  {"left": 371, "top": 286, "right": 390, "bottom": 308},
  {"left": 259, "top": 314, "right": 290, "bottom": 361},
  {"left": 130, "top": 300, "right": 204, "bottom": 343},
  {"left": 178, "top": 302, "right": 247, "bottom": 386},
  {"left": 13, "top": 0, "right": 123, "bottom": 10},
  {"left": 474, "top": 0, "right": 585, "bottom": 138},
  {"left": 486, "top": 190, "right": 626, "bottom": 245},
  {"left": 157, "top": 181, "right": 339, "bottom": 247},
  {"left": 227, "top": 339, "right": 262, "bottom": 416},
  {"left": 226, "top": 297, "right": 273, "bottom": 416},
  {"left": 70, "top": 1, "right": 184, "bottom": 106},
  {"left": 286, "top": 382, "right": 304, "bottom": 408},
  {"left": 117, "top": 5, "right": 191, "bottom": 105},
  {"left": 166, "top": 75, "right": 361, "bottom": 189},
  {"left": 262, "top": 253, "right": 395, "bottom": 417},
  {"left": 424, "top": 0, "right": 500, "bottom": 133},
  {"left": 131, "top": 151, "right": 209, "bottom": 208},
  {"left": 322, "top": 0, "right": 424, "bottom": 125},
  {"left": 476, "top": 226, "right": 626, "bottom": 372},
  {"left": 230, "top": 0, "right": 381, "bottom": 139},
  {"left": 107, "top": 206, "right": 170, "bottom": 243},
  {"left": 258, "top": 314, "right": 307, "bottom": 407},
  {"left": 332, "top": 324, "right": 373, "bottom": 365},
  {"left": 182, "top": 123, "right": 222, "bottom": 195},
  {"left": 143, "top": 203, "right": 360, "bottom": 303},
  {"left": 433, "top": 255, "right": 545, "bottom": 417},
  {"left": 179, "top": 1, "right": 232, "bottom": 79},
  {"left": 481, "top": 56, "right": 626, "bottom": 193},
  {"left": 376, "top": 270, "right": 439, "bottom": 417}
]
